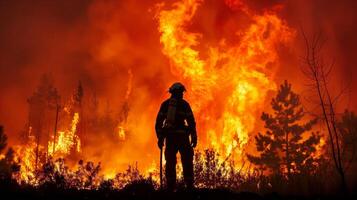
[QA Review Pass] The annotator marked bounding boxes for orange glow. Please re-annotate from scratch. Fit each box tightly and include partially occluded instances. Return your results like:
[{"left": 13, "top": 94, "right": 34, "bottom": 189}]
[
  {"left": 48, "top": 112, "right": 81, "bottom": 157},
  {"left": 8, "top": 0, "right": 333, "bottom": 185},
  {"left": 13, "top": 134, "right": 38, "bottom": 184},
  {"left": 156, "top": 0, "right": 294, "bottom": 160},
  {"left": 116, "top": 126, "right": 126, "bottom": 141},
  {"left": 14, "top": 112, "right": 81, "bottom": 184}
]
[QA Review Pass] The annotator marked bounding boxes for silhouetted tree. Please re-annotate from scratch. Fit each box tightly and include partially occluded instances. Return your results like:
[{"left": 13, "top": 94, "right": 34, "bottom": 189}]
[
  {"left": 0, "top": 126, "right": 7, "bottom": 152},
  {"left": 301, "top": 31, "right": 348, "bottom": 191},
  {"left": 74, "top": 81, "right": 84, "bottom": 148},
  {"left": 247, "top": 81, "right": 321, "bottom": 177},
  {"left": 27, "top": 74, "right": 61, "bottom": 169},
  {"left": 0, "top": 126, "right": 20, "bottom": 180},
  {"left": 338, "top": 110, "right": 357, "bottom": 172},
  {"left": 74, "top": 81, "right": 84, "bottom": 105}
]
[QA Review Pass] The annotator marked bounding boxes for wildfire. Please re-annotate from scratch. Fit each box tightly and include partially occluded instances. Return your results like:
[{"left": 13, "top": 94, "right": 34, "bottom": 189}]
[
  {"left": 313, "top": 138, "right": 326, "bottom": 159},
  {"left": 14, "top": 112, "right": 81, "bottom": 184},
  {"left": 11, "top": 0, "right": 304, "bottom": 184},
  {"left": 156, "top": 0, "right": 294, "bottom": 159},
  {"left": 13, "top": 134, "right": 39, "bottom": 184},
  {"left": 116, "top": 126, "right": 126, "bottom": 140},
  {"left": 48, "top": 112, "right": 81, "bottom": 156},
  {"left": 114, "top": 69, "right": 132, "bottom": 141}
]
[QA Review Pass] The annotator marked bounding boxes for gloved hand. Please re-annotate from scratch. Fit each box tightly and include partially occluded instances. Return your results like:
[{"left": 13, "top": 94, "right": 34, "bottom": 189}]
[
  {"left": 191, "top": 135, "right": 197, "bottom": 148},
  {"left": 158, "top": 137, "right": 164, "bottom": 149}
]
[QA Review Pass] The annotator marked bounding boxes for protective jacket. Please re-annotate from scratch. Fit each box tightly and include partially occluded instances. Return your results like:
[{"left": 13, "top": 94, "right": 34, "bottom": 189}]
[{"left": 155, "top": 97, "right": 197, "bottom": 139}]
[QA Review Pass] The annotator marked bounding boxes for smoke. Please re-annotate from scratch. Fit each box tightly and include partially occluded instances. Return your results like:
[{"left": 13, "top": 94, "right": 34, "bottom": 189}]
[
  {"left": 0, "top": 0, "right": 92, "bottom": 138},
  {"left": 0, "top": 0, "right": 171, "bottom": 172},
  {"left": 280, "top": 0, "right": 357, "bottom": 110}
]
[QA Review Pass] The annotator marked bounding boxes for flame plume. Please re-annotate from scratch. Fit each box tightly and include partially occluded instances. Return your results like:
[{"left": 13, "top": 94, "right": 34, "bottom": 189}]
[
  {"left": 14, "top": 112, "right": 81, "bottom": 184},
  {"left": 48, "top": 112, "right": 81, "bottom": 156},
  {"left": 156, "top": 0, "right": 294, "bottom": 158}
]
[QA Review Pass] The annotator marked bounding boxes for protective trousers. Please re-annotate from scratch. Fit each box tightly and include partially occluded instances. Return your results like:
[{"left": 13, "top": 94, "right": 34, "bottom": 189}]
[{"left": 165, "top": 133, "right": 194, "bottom": 190}]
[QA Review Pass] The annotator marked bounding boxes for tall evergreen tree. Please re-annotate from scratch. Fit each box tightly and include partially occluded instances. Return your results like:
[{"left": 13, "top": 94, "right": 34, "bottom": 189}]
[
  {"left": 74, "top": 81, "right": 83, "bottom": 105},
  {"left": 27, "top": 74, "right": 60, "bottom": 169},
  {"left": 247, "top": 81, "right": 321, "bottom": 176},
  {"left": 0, "top": 126, "right": 20, "bottom": 180},
  {"left": 338, "top": 110, "right": 357, "bottom": 170},
  {"left": 27, "top": 74, "right": 61, "bottom": 140},
  {"left": 0, "top": 126, "right": 7, "bottom": 154}
]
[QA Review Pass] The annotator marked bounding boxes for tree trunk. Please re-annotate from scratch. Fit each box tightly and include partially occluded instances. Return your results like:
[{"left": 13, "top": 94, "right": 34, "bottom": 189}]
[
  {"left": 35, "top": 133, "right": 40, "bottom": 171},
  {"left": 52, "top": 104, "right": 59, "bottom": 155},
  {"left": 286, "top": 131, "right": 291, "bottom": 178},
  {"left": 301, "top": 31, "right": 348, "bottom": 192}
]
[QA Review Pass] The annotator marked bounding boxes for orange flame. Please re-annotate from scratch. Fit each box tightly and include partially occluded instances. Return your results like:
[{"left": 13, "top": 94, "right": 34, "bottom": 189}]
[
  {"left": 48, "top": 112, "right": 81, "bottom": 156},
  {"left": 156, "top": 0, "right": 294, "bottom": 160},
  {"left": 14, "top": 112, "right": 81, "bottom": 184},
  {"left": 14, "top": 134, "right": 39, "bottom": 184},
  {"left": 11, "top": 0, "right": 302, "bottom": 183}
]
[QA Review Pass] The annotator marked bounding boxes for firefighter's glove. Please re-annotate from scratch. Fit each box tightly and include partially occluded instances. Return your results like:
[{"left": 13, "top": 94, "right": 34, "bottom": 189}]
[
  {"left": 158, "top": 137, "right": 164, "bottom": 149},
  {"left": 191, "top": 135, "right": 197, "bottom": 148}
]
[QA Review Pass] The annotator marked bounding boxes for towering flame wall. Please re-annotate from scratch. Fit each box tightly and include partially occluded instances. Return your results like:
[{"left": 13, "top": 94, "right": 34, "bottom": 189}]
[{"left": 156, "top": 0, "right": 294, "bottom": 158}]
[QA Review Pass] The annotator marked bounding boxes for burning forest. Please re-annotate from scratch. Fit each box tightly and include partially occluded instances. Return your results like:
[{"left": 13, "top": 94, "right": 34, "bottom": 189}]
[{"left": 0, "top": 0, "right": 357, "bottom": 199}]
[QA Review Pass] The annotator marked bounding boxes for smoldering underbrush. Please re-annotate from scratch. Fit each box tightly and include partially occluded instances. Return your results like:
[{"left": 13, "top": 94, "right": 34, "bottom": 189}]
[{"left": 1, "top": 148, "right": 351, "bottom": 197}]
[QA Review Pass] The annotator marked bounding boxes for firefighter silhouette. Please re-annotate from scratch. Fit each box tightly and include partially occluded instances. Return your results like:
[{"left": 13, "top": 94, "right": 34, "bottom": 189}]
[{"left": 155, "top": 82, "right": 197, "bottom": 190}]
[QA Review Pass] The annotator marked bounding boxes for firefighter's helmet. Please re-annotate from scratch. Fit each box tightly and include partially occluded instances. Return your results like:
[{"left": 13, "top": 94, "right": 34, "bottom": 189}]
[{"left": 169, "top": 82, "right": 186, "bottom": 94}]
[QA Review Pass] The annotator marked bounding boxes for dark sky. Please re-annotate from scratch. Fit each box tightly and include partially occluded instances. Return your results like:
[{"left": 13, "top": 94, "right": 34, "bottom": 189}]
[{"left": 0, "top": 0, "right": 357, "bottom": 140}]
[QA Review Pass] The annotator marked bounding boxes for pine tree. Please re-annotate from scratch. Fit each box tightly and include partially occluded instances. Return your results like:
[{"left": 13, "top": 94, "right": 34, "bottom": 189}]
[
  {"left": 74, "top": 81, "right": 84, "bottom": 142},
  {"left": 0, "top": 126, "right": 7, "bottom": 153},
  {"left": 247, "top": 81, "right": 321, "bottom": 176},
  {"left": 74, "top": 81, "right": 84, "bottom": 105},
  {"left": 27, "top": 74, "right": 60, "bottom": 169},
  {"left": 338, "top": 110, "right": 357, "bottom": 169},
  {"left": 0, "top": 126, "right": 20, "bottom": 180}
]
